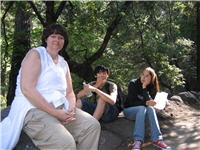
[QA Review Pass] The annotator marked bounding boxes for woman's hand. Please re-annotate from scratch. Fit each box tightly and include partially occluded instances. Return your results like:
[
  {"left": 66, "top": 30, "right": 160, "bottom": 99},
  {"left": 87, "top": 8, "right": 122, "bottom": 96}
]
[
  {"left": 65, "top": 101, "right": 76, "bottom": 124},
  {"left": 54, "top": 109, "right": 76, "bottom": 125},
  {"left": 146, "top": 100, "right": 156, "bottom": 106},
  {"left": 142, "top": 80, "right": 150, "bottom": 89},
  {"left": 61, "top": 109, "right": 76, "bottom": 125}
]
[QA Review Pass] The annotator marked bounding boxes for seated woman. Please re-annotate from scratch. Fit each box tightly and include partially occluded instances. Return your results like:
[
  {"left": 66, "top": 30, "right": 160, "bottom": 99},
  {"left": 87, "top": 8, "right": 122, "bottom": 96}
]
[
  {"left": 123, "top": 67, "right": 171, "bottom": 150},
  {"left": 1, "top": 24, "right": 100, "bottom": 150}
]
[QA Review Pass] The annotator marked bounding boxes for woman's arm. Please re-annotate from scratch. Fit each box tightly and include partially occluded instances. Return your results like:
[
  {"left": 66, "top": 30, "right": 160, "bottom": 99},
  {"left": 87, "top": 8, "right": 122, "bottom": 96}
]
[
  {"left": 65, "top": 65, "right": 76, "bottom": 112},
  {"left": 142, "top": 80, "right": 156, "bottom": 106}
]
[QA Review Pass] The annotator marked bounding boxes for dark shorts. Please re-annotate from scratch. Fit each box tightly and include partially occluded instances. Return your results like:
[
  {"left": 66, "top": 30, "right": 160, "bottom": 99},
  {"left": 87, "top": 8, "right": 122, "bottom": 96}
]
[{"left": 80, "top": 98, "right": 119, "bottom": 122}]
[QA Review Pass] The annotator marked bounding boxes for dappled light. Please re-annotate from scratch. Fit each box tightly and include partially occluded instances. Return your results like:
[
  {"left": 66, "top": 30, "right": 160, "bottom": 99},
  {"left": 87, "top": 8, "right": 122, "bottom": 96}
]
[{"left": 1, "top": 1, "right": 200, "bottom": 150}]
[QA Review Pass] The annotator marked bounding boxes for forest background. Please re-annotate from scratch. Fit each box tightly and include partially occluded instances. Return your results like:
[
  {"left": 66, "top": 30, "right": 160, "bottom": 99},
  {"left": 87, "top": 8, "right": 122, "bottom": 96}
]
[{"left": 1, "top": 1, "right": 200, "bottom": 109}]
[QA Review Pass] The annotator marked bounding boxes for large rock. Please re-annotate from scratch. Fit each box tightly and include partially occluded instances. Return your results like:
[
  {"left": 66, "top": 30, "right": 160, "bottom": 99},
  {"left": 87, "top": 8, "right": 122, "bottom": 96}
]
[
  {"left": 2, "top": 91, "right": 199, "bottom": 150},
  {"left": 1, "top": 107, "right": 136, "bottom": 150},
  {"left": 172, "top": 91, "right": 200, "bottom": 109},
  {"left": 98, "top": 113, "right": 134, "bottom": 150},
  {"left": 1, "top": 107, "right": 39, "bottom": 150}
]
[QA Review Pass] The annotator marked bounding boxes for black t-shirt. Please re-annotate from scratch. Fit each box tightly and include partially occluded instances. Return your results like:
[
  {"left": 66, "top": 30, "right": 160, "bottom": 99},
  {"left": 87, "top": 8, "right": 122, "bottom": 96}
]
[{"left": 123, "top": 78, "right": 156, "bottom": 108}]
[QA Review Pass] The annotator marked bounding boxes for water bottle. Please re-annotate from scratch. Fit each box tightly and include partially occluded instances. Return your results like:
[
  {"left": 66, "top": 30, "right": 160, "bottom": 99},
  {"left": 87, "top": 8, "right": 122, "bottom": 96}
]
[{"left": 83, "top": 82, "right": 93, "bottom": 98}]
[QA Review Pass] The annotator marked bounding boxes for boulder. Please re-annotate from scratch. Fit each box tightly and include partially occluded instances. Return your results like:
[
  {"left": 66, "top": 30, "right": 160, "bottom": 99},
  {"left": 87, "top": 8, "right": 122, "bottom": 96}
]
[
  {"left": 1, "top": 107, "right": 136, "bottom": 150},
  {"left": 98, "top": 113, "right": 134, "bottom": 150},
  {"left": 1, "top": 107, "right": 39, "bottom": 150},
  {"left": 2, "top": 91, "right": 199, "bottom": 150},
  {"left": 175, "top": 91, "right": 200, "bottom": 109}
]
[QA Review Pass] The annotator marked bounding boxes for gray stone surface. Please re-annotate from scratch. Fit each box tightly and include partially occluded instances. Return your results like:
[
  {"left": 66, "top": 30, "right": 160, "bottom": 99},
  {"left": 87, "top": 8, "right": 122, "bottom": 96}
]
[
  {"left": 1, "top": 107, "right": 39, "bottom": 150},
  {"left": 1, "top": 91, "right": 200, "bottom": 150},
  {"left": 99, "top": 114, "right": 134, "bottom": 150},
  {"left": 1, "top": 107, "right": 135, "bottom": 150}
]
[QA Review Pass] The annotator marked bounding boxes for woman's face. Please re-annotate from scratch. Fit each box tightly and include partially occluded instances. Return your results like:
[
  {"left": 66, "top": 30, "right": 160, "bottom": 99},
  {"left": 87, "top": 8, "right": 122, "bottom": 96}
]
[
  {"left": 140, "top": 70, "right": 152, "bottom": 86},
  {"left": 46, "top": 33, "right": 65, "bottom": 52}
]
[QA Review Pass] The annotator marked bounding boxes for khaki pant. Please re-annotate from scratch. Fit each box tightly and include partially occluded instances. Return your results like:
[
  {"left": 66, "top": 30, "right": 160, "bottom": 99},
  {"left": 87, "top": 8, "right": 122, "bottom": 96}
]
[{"left": 23, "top": 108, "right": 101, "bottom": 150}]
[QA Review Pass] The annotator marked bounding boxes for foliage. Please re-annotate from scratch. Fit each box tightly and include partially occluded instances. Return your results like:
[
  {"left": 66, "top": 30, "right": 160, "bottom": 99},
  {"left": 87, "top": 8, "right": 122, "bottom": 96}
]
[
  {"left": 1, "top": 1, "right": 198, "bottom": 105},
  {"left": 1, "top": 95, "right": 7, "bottom": 110}
]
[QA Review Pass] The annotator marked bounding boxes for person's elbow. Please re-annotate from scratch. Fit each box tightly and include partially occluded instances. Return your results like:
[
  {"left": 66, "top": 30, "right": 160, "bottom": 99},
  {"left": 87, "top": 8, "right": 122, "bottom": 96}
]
[
  {"left": 20, "top": 83, "right": 33, "bottom": 97},
  {"left": 109, "top": 98, "right": 116, "bottom": 105},
  {"left": 66, "top": 88, "right": 75, "bottom": 98}
]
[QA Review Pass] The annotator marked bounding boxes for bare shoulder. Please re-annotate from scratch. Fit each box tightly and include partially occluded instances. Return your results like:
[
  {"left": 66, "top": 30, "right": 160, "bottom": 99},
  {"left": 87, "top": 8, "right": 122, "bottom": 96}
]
[
  {"left": 27, "top": 49, "right": 40, "bottom": 58},
  {"left": 23, "top": 49, "right": 40, "bottom": 62},
  {"left": 21, "top": 49, "right": 41, "bottom": 68}
]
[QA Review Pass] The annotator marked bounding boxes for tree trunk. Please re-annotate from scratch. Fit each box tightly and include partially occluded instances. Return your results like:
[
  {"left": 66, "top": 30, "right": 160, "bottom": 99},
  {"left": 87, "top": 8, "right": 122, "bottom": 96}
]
[
  {"left": 7, "top": 3, "right": 31, "bottom": 105},
  {"left": 196, "top": 2, "right": 200, "bottom": 91},
  {"left": 1, "top": 2, "right": 14, "bottom": 96},
  {"left": 45, "top": 1, "right": 57, "bottom": 25}
]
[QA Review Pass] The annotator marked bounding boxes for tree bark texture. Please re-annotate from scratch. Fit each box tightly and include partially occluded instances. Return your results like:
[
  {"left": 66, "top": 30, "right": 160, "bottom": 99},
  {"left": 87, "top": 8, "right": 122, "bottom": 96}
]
[
  {"left": 7, "top": 5, "right": 31, "bottom": 106},
  {"left": 196, "top": 2, "right": 200, "bottom": 91},
  {"left": 1, "top": 2, "right": 14, "bottom": 96}
]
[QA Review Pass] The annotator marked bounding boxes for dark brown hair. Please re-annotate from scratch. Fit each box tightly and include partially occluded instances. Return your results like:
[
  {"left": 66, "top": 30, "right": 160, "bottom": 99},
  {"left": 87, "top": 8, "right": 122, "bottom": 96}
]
[
  {"left": 42, "top": 24, "right": 68, "bottom": 51},
  {"left": 94, "top": 64, "right": 110, "bottom": 77}
]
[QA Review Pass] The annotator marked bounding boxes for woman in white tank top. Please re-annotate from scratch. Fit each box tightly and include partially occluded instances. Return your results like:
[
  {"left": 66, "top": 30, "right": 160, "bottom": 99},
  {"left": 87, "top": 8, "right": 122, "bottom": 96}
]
[{"left": 1, "top": 24, "right": 100, "bottom": 150}]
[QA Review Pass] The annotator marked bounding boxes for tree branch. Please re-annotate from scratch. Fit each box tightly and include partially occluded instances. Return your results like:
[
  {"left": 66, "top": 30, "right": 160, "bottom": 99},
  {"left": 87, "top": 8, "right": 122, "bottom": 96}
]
[
  {"left": 1, "top": 1, "right": 14, "bottom": 63},
  {"left": 55, "top": 1, "right": 67, "bottom": 20},
  {"left": 62, "top": 1, "right": 132, "bottom": 81},
  {"left": 28, "top": 1, "right": 46, "bottom": 26},
  {"left": 87, "top": 1, "right": 132, "bottom": 64}
]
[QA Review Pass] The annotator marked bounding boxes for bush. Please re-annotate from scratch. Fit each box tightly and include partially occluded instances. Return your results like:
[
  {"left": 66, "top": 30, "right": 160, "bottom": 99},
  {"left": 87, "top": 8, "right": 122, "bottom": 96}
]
[{"left": 1, "top": 95, "right": 7, "bottom": 110}]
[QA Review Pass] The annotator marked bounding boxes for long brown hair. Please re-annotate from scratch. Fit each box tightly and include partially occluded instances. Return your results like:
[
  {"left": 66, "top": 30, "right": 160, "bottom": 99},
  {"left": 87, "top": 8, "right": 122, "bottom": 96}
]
[{"left": 145, "top": 67, "right": 160, "bottom": 96}]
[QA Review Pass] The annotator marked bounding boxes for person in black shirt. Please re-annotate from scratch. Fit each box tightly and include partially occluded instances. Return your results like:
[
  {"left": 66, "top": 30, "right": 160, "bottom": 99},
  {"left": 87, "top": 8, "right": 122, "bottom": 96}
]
[{"left": 123, "top": 67, "right": 171, "bottom": 150}]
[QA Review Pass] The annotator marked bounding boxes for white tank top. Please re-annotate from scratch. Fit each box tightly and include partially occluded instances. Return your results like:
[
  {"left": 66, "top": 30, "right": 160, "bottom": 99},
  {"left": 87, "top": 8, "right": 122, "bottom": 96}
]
[
  {"left": 1, "top": 46, "right": 69, "bottom": 150},
  {"left": 15, "top": 46, "right": 69, "bottom": 109}
]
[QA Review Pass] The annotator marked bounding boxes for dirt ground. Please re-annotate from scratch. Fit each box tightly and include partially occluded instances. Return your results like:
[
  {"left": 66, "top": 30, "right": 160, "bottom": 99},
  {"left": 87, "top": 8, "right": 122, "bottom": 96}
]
[{"left": 116, "top": 97, "right": 200, "bottom": 150}]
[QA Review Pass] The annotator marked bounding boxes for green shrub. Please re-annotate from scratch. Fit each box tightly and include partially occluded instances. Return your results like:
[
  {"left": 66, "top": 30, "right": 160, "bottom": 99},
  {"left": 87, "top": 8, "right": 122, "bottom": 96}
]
[{"left": 1, "top": 95, "right": 7, "bottom": 110}]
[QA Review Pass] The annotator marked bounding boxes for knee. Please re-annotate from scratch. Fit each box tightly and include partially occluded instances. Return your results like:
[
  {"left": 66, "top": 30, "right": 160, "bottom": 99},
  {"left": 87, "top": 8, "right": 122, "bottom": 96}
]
[
  {"left": 135, "top": 106, "right": 147, "bottom": 118},
  {"left": 88, "top": 117, "right": 101, "bottom": 131},
  {"left": 76, "top": 99, "right": 82, "bottom": 108},
  {"left": 93, "top": 118, "right": 101, "bottom": 130},
  {"left": 146, "top": 106, "right": 156, "bottom": 115},
  {"left": 59, "top": 134, "right": 76, "bottom": 150},
  {"left": 51, "top": 134, "right": 76, "bottom": 150},
  {"left": 147, "top": 106, "right": 155, "bottom": 112},
  {"left": 137, "top": 106, "right": 146, "bottom": 113},
  {"left": 96, "top": 98, "right": 106, "bottom": 111},
  {"left": 62, "top": 139, "right": 76, "bottom": 150}
]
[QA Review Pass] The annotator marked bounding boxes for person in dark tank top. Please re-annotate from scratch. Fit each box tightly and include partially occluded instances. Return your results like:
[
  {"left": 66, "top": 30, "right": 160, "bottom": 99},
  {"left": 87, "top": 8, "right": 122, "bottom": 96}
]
[{"left": 76, "top": 64, "right": 120, "bottom": 122}]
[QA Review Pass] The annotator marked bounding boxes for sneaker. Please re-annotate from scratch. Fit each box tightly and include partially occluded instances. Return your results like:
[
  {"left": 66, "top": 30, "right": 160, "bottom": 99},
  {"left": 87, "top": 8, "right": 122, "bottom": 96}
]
[
  {"left": 132, "top": 140, "right": 141, "bottom": 150},
  {"left": 153, "top": 141, "right": 171, "bottom": 150}
]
